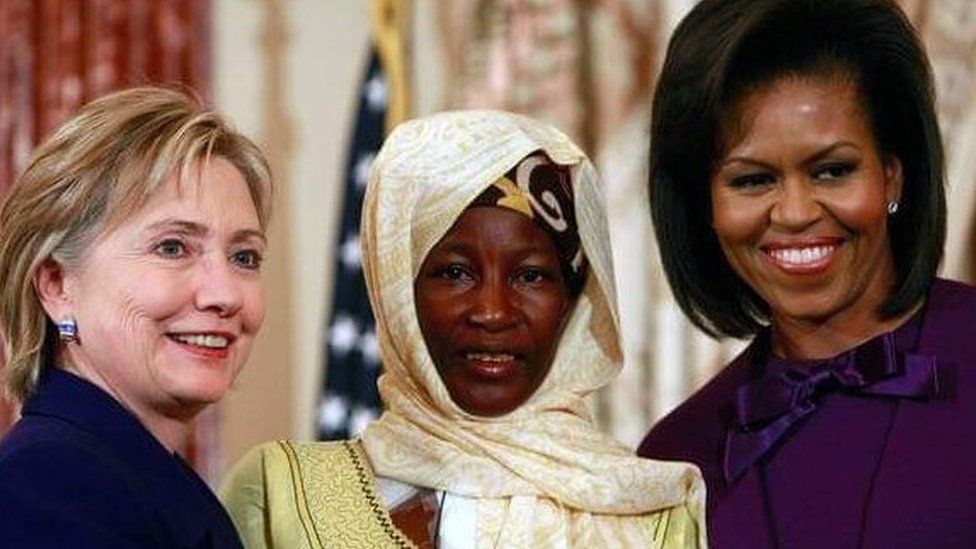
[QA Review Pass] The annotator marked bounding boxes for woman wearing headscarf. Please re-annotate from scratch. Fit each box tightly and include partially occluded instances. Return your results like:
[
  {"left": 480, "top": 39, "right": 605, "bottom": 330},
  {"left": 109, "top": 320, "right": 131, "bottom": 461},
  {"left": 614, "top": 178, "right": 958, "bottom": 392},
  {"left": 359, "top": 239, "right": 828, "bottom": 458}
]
[
  {"left": 221, "top": 110, "right": 705, "bottom": 547},
  {"left": 637, "top": 0, "right": 976, "bottom": 546},
  {"left": 0, "top": 87, "right": 271, "bottom": 548}
]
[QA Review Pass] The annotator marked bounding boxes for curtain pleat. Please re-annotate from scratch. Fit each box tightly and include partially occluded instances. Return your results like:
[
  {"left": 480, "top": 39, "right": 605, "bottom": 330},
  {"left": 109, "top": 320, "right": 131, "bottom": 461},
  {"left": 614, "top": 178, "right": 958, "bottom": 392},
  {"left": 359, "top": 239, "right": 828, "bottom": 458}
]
[{"left": 0, "top": 0, "right": 214, "bottom": 478}]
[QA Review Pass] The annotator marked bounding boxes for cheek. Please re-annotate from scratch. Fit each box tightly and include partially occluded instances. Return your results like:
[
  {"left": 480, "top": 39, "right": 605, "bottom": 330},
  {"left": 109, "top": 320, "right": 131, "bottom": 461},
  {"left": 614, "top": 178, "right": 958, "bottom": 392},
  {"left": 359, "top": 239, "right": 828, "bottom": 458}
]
[
  {"left": 826, "top": 184, "right": 888, "bottom": 233},
  {"left": 116, "top": 294, "right": 156, "bottom": 336},
  {"left": 110, "top": 289, "right": 184, "bottom": 346},
  {"left": 241, "top": 281, "right": 267, "bottom": 334},
  {"left": 415, "top": 278, "right": 471, "bottom": 322},
  {"left": 123, "top": 278, "right": 191, "bottom": 322},
  {"left": 712, "top": 193, "right": 767, "bottom": 243},
  {"left": 95, "top": 272, "right": 180, "bottom": 323},
  {"left": 526, "top": 293, "right": 571, "bottom": 348},
  {"left": 413, "top": 289, "right": 451, "bottom": 352},
  {"left": 77, "top": 287, "right": 175, "bottom": 366}
]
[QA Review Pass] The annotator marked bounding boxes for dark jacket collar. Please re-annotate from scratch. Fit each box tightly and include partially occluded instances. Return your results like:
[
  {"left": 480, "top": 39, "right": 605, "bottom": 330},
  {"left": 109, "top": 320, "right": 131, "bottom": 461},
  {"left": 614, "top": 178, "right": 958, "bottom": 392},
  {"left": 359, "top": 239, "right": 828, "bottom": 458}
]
[{"left": 23, "top": 367, "right": 234, "bottom": 547}]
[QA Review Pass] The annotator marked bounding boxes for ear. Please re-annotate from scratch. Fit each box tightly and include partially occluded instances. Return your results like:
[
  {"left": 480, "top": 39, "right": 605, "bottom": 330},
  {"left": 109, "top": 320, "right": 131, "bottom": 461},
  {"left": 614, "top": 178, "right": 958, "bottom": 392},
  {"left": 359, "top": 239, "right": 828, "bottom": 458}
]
[
  {"left": 34, "top": 259, "right": 74, "bottom": 322},
  {"left": 883, "top": 155, "right": 904, "bottom": 205}
]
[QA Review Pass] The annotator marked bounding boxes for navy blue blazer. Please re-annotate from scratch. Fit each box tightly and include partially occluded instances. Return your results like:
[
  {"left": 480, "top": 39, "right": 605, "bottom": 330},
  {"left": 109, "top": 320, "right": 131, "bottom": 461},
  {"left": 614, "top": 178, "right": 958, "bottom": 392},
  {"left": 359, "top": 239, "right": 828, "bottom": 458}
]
[{"left": 0, "top": 367, "right": 243, "bottom": 548}]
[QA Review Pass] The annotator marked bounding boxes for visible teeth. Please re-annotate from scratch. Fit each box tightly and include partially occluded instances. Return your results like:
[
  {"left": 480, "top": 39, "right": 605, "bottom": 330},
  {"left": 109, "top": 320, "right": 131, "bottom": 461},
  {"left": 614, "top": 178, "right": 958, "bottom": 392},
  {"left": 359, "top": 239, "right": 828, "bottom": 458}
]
[
  {"left": 172, "top": 334, "right": 229, "bottom": 349},
  {"left": 466, "top": 352, "right": 515, "bottom": 363},
  {"left": 769, "top": 246, "right": 834, "bottom": 265}
]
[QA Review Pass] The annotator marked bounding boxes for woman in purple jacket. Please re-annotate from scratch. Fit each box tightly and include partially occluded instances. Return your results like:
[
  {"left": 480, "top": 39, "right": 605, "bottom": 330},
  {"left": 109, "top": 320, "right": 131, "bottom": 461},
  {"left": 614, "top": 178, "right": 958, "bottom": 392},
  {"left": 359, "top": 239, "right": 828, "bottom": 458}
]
[{"left": 639, "top": 0, "right": 976, "bottom": 547}]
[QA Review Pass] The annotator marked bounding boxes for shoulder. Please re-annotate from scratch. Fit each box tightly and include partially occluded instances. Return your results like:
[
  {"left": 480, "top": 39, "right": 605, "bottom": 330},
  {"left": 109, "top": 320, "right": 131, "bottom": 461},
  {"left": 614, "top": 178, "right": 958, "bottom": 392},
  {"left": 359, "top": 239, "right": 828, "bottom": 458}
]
[
  {"left": 0, "top": 415, "right": 141, "bottom": 494},
  {"left": 220, "top": 440, "right": 376, "bottom": 549},
  {"left": 639, "top": 344, "right": 753, "bottom": 456},
  {"left": 921, "top": 278, "right": 976, "bottom": 361},
  {"left": 0, "top": 417, "right": 164, "bottom": 546},
  {"left": 220, "top": 440, "right": 362, "bottom": 496},
  {"left": 1, "top": 413, "right": 91, "bottom": 458},
  {"left": 928, "top": 278, "right": 976, "bottom": 320},
  {"left": 219, "top": 440, "right": 295, "bottom": 519},
  {"left": 637, "top": 342, "right": 756, "bottom": 493},
  {"left": 220, "top": 439, "right": 410, "bottom": 548}
]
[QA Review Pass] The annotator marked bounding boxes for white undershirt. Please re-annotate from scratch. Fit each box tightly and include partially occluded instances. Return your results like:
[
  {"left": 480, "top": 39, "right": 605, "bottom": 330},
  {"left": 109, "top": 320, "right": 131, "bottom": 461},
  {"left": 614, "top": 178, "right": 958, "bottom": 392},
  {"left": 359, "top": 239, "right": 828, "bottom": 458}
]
[{"left": 374, "top": 476, "right": 478, "bottom": 548}]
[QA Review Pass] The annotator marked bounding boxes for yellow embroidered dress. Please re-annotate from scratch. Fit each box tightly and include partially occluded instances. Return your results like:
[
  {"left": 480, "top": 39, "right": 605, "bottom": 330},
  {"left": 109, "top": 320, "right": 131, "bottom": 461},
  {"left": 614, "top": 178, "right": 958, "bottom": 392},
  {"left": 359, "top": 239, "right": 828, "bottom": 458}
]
[
  {"left": 221, "top": 440, "right": 698, "bottom": 548},
  {"left": 221, "top": 110, "right": 706, "bottom": 548}
]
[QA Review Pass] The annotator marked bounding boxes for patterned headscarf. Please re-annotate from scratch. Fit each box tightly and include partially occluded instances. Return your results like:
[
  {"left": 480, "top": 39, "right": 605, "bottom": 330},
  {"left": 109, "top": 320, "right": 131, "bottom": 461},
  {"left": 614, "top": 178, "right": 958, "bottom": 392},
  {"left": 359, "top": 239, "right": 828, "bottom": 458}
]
[
  {"left": 468, "top": 152, "right": 587, "bottom": 294},
  {"left": 359, "top": 110, "right": 705, "bottom": 546}
]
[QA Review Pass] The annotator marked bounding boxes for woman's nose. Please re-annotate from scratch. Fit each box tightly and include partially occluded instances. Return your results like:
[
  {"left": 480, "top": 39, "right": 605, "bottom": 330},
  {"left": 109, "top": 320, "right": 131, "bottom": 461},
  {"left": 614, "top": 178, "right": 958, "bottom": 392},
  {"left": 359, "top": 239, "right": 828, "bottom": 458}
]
[
  {"left": 467, "top": 279, "right": 518, "bottom": 331},
  {"left": 770, "top": 177, "right": 822, "bottom": 231},
  {"left": 193, "top": 255, "right": 244, "bottom": 317}
]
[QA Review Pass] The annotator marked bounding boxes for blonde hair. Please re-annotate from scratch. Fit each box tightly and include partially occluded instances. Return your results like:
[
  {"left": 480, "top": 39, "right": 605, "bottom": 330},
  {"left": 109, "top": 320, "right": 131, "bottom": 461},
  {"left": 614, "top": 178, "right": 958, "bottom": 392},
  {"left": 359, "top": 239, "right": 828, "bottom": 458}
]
[{"left": 0, "top": 87, "right": 273, "bottom": 402}]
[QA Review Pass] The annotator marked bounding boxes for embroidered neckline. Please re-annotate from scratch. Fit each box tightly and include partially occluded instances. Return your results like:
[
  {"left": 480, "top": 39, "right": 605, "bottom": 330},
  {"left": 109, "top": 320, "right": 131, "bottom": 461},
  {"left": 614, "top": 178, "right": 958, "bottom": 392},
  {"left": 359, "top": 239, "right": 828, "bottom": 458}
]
[{"left": 342, "top": 440, "right": 415, "bottom": 548}]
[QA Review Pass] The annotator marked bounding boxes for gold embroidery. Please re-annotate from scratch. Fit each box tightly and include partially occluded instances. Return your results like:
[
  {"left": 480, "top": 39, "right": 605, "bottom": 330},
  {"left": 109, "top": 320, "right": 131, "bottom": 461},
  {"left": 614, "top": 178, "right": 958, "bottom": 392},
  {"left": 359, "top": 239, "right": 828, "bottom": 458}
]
[
  {"left": 286, "top": 440, "right": 416, "bottom": 548},
  {"left": 340, "top": 441, "right": 414, "bottom": 547},
  {"left": 279, "top": 441, "right": 324, "bottom": 549}
]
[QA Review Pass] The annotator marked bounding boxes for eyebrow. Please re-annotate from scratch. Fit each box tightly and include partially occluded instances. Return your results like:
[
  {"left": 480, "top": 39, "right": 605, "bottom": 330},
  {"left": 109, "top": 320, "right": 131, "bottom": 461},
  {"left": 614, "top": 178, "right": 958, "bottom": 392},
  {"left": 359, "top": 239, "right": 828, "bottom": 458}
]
[
  {"left": 143, "top": 219, "right": 267, "bottom": 245},
  {"left": 231, "top": 228, "right": 268, "bottom": 246},
  {"left": 720, "top": 141, "right": 863, "bottom": 170},
  {"left": 431, "top": 241, "right": 558, "bottom": 260}
]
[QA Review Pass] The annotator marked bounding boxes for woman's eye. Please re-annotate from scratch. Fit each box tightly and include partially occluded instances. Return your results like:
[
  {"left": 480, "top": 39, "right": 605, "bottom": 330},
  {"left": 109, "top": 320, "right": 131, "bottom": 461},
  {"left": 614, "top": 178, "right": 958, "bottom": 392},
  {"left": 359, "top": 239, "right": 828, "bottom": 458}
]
[
  {"left": 813, "top": 163, "right": 855, "bottom": 180},
  {"left": 440, "top": 264, "right": 470, "bottom": 281},
  {"left": 155, "top": 239, "right": 187, "bottom": 259},
  {"left": 232, "top": 250, "right": 263, "bottom": 270},
  {"left": 516, "top": 268, "right": 549, "bottom": 286},
  {"left": 729, "top": 173, "right": 775, "bottom": 189}
]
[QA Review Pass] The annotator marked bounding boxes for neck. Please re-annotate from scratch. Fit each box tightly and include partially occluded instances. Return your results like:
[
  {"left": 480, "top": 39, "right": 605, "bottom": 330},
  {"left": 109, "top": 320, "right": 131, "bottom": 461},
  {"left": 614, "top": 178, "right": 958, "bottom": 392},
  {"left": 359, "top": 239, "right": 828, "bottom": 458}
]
[
  {"left": 770, "top": 301, "right": 920, "bottom": 360},
  {"left": 767, "top": 250, "right": 922, "bottom": 359},
  {"left": 142, "top": 414, "right": 196, "bottom": 455},
  {"left": 59, "top": 352, "right": 197, "bottom": 455}
]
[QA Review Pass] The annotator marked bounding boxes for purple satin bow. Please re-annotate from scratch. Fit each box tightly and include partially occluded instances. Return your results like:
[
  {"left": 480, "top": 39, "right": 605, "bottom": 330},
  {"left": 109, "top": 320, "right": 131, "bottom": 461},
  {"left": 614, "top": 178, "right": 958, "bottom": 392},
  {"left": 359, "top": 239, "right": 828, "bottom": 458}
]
[{"left": 723, "top": 332, "right": 940, "bottom": 482}]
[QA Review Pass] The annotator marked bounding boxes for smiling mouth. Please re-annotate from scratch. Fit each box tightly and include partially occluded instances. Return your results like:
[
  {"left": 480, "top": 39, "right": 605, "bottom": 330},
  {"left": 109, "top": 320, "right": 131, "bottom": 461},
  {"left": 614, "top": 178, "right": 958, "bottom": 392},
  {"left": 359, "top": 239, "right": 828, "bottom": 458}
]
[
  {"left": 167, "top": 333, "right": 233, "bottom": 358},
  {"left": 170, "top": 334, "right": 230, "bottom": 348},
  {"left": 461, "top": 351, "right": 521, "bottom": 380},
  {"left": 762, "top": 241, "right": 840, "bottom": 274},
  {"left": 767, "top": 245, "right": 835, "bottom": 265}
]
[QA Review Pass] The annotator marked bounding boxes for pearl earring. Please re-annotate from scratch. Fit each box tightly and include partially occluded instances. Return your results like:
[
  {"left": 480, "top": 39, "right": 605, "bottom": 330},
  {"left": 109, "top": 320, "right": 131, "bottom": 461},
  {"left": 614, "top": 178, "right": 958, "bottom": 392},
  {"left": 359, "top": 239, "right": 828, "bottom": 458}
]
[{"left": 886, "top": 201, "right": 899, "bottom": 215}]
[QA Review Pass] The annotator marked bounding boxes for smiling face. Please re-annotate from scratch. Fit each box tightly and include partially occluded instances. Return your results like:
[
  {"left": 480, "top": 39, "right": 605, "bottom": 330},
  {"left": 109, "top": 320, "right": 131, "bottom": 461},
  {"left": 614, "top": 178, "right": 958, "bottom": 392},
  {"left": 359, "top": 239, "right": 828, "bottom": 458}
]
[
  {"left": 710, "top": 75, "right": 902, "bottom": 339},
  {"left": 55, "top": 157, "right": 266, "bottom": 427},
  {"left": 414, "top": 206, "right": 572, "bottom": 417}
]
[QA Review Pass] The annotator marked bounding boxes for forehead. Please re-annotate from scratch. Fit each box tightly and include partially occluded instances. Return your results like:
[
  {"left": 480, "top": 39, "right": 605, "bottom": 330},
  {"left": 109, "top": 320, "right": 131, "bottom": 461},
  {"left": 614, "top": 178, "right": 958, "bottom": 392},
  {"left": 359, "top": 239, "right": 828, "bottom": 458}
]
[
  {"left": 111, "top": 157, "right": 261, "bottom": 234},
  {"left": 720, "top": 75, "right": 873, "bottom": 155},
  {"left": 432, "top": 206, "right": 557, "bottom": 254}
]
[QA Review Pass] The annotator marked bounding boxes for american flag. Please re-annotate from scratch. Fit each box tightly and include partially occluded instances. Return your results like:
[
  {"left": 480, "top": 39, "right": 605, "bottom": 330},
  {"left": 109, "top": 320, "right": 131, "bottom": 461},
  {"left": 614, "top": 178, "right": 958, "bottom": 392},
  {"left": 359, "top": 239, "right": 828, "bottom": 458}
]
[{"left": 316, "top": 50, "right": 386, "bottom": 440}]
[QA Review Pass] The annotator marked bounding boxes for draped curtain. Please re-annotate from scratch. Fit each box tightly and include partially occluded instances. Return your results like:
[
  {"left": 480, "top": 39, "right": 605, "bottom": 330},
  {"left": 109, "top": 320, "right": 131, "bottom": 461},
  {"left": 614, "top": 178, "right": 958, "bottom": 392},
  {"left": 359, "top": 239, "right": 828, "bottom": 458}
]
[
  {"left": 430, "top": 0, "right": 976, "bottom": 446},
  {"left": 0, "top": 0, "right": 215, "bottom": 475},
  {"left": 910, "top": 0, "right": 976, "bottom": 282}
]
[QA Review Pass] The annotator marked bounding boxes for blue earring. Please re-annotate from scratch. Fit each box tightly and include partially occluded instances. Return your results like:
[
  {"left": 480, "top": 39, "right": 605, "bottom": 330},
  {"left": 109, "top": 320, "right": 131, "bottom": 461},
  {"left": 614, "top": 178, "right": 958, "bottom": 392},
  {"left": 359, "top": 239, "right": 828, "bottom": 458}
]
[{"left": 57, "top": 317, "right": 78, "bottom": 343}]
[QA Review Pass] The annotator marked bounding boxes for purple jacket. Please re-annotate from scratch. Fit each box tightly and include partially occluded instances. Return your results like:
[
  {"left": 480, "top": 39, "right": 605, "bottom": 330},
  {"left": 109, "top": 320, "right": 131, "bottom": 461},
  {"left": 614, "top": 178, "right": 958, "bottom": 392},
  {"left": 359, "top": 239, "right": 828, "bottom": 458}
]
[{"left": 639, "top": 278, "right": 976, "bottom": 548}]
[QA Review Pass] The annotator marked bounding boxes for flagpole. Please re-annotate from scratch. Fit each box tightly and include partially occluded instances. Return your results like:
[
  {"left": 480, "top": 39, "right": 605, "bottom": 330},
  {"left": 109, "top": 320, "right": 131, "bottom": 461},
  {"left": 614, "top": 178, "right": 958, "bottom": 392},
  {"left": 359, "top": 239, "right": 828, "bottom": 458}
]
[{"left": 371, "top": 0, "right": 413, "bottom": 132}]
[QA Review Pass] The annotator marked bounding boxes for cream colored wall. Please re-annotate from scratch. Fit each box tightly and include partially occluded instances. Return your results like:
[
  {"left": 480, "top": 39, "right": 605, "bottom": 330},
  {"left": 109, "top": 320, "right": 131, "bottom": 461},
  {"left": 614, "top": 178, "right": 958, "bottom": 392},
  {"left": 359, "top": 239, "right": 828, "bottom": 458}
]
[{"left": 213, "top": 1, "right": 371, "bottom": 473}]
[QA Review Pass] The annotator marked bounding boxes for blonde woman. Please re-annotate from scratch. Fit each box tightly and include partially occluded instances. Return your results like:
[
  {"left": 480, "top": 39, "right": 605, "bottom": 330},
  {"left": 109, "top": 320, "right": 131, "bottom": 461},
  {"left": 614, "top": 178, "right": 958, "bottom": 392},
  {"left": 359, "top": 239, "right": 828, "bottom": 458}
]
[{"left": 0, "top": 88, "right": 271, "bottom": 548}]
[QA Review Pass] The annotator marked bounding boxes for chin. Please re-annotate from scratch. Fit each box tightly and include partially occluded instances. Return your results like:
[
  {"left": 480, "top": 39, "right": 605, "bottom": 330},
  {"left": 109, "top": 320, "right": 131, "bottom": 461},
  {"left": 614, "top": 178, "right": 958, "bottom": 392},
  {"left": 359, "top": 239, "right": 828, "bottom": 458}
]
[
  {"left": 767, "top": 289, "right": 852, "bottom": 324},
  {"left": 465, "top": 402, "right": 518, "bottom": 417},
  {"left": 451, "top": 389, "right": 525, "bottom": 417},
  {"left": 164, "top": 368, "right": 238, "bottom": 410}
]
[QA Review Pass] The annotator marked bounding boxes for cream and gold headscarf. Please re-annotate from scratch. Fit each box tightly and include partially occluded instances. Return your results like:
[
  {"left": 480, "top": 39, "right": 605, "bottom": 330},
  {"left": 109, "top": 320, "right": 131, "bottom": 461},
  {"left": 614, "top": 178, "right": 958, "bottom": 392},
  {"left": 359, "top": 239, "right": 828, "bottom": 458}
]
[{"left": 359, "top": 110, "right": 705, "bottom": 546}]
